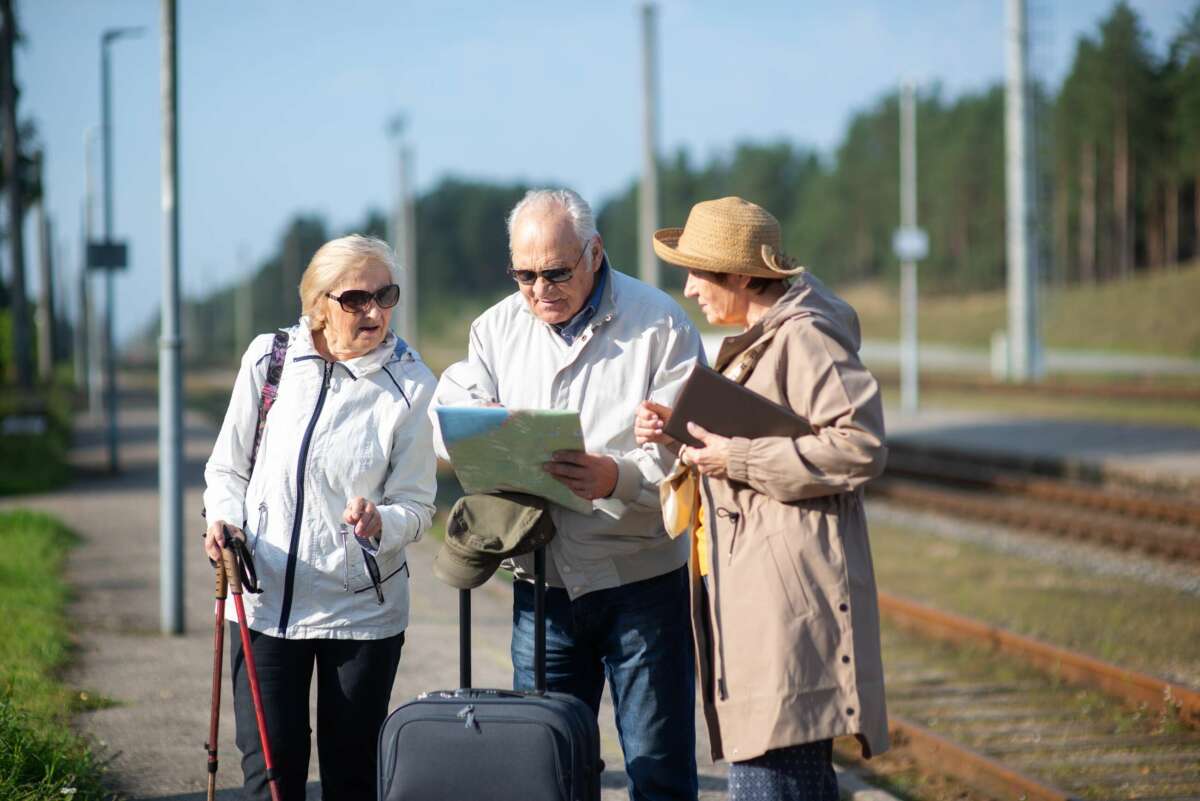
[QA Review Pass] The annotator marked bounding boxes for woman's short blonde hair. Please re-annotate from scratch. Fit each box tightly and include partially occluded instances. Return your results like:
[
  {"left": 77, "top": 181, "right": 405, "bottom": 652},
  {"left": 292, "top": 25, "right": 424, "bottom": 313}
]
[{"left": 299, "top": 234, "right": 400, "bottom": 330}]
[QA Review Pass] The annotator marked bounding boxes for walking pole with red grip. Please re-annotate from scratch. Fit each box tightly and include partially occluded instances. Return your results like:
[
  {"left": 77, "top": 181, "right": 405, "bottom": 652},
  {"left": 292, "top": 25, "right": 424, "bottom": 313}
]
[
  {"left": 205, "top": 552, "right": 228, "bottom": 801},
  {"left": 223, "top": 537, "right": 283, "bottom": 801}
]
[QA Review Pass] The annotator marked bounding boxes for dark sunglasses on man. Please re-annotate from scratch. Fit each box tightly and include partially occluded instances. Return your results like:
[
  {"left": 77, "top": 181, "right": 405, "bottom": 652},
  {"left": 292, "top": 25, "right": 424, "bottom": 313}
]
[
  {"left": 506, "top": 240, "right": 591, "bottom": 286},
  {"left": 326, "top": 283, "right": 401, "bottom": 313}
]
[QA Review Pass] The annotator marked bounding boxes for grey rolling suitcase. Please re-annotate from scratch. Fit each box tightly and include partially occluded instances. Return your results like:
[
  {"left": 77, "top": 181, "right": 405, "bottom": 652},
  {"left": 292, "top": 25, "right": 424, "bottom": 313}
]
[{"left": 377, "top": 549, "right": 603, "bottom": 801}]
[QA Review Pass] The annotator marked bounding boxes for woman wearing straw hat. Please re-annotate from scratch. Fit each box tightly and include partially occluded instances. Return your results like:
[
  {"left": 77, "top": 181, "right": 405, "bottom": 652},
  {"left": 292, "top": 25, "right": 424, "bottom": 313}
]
[{"left": 634, "top": 197, "right": 889, "bottom": 799}]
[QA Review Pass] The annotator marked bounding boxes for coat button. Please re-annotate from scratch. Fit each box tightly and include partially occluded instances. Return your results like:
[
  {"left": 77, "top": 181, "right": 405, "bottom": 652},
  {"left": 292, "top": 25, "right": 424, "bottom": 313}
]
[
  {"left": 841, "top": 655, "right": 850, "bottom": 664},
  {"left": 846, "top": 708, "right": 855, "bottom": 716},
  {"left": 838, "top": 603, "right": 849, "bottom": 612}
]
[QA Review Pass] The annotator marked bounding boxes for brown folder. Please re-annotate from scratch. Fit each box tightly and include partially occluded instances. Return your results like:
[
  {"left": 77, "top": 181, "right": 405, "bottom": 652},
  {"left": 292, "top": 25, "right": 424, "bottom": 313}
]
[{"left": 662, "top": 365, "right": 811, "bottom": 448}]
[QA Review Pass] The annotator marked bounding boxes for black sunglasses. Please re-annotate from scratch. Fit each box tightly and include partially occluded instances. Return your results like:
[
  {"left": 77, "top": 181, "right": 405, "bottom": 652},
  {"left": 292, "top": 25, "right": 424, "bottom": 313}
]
[
  {"left": 326, "top": 283, "right": 401, "bottom": 313},
  {"left": 507, "top": 240, "right": 591, "bottom": 286}
]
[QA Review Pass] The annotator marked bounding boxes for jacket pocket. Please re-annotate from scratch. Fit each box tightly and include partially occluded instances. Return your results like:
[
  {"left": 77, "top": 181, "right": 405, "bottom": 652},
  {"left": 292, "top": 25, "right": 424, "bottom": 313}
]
[
  {"left": 342, "top": 529, "right": 408, "bottom": 594},
  {"left": 765, "top": 531, "right": 815, "bottom": 619}
]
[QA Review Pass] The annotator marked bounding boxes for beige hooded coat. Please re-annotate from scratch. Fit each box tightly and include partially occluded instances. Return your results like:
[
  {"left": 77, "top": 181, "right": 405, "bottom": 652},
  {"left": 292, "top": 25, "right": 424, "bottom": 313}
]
[{"left": 689, "top": 272, "right": 889, "bottom": 763}]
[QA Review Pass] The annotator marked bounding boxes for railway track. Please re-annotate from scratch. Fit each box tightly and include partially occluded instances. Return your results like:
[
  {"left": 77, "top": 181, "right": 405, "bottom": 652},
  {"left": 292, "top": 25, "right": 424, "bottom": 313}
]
[
  {"left": 843, "top": 593, "right": 1200, "bottom": 800},
  {"left": 871, "top": 446, "right": 1200, "bottom": 561}
]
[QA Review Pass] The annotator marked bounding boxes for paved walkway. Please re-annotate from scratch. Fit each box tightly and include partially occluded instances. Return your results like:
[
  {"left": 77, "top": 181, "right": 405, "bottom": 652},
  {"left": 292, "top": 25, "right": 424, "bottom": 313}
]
[{"left": 2, "top": 390, "right": 729, "bottom": 800}]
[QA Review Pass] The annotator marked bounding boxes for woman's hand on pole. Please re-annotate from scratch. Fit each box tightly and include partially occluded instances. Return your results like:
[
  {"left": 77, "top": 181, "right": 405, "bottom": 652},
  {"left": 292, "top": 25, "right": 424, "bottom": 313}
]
[
  {"left": 343, "top": 497, "right": 382, "bottom": 540},
  {"left": 204, "top": 520, "right": 242, "bottom": 563},
  {"left": 680, "top": 423, "right": 731, "bottom": 479},
  {"left": 635, "top": 400, "right": 678, "bottom": 447}
]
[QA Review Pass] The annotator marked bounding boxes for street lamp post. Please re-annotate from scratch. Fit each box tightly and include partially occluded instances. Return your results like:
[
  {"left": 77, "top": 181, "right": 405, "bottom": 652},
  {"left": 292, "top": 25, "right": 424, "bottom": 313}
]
[
  {"left": 100, "top": 25, "right": 143, "bottom": 474},
  {"left": 386, "top": 114, "right": 417, "bottom": 345}
]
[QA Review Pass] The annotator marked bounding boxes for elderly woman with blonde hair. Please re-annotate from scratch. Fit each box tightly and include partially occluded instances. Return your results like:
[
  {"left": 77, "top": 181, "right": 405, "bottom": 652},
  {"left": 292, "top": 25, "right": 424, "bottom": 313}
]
[{"left": 203, "top": 234, "right": 436, "bottom": 800}]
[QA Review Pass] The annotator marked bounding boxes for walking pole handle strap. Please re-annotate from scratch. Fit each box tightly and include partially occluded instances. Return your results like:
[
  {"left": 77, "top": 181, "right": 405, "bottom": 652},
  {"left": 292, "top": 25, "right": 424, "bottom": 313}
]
[{"left": 220, "top": 526, "right": 262, "bottom": 595}]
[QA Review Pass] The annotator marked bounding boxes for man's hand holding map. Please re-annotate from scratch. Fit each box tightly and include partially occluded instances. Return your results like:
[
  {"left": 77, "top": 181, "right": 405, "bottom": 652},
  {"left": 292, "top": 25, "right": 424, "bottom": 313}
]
[{"left": 435, "top": 406, "right": 595, "bottom": 514}]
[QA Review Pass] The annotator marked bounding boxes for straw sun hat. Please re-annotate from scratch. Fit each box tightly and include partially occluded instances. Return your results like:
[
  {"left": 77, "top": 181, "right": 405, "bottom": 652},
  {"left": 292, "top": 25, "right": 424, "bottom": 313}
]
[{"left": 653, "top": 196, "right": 805, "bottom": 279}]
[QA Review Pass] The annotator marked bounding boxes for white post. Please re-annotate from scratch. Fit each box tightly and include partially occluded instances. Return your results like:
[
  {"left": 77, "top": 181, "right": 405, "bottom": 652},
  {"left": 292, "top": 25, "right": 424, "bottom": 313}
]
[
  {"left": 84, "top": 129, "right": 103, "bottom": 416},
  {"left": 899, "top": 80, "right": 919, "bottom": 414},
  {"left": 235, "top": 245, "right": 252, "bottom": 362},
  {"left": 1005, "top": 0, "right": 1041, "bottom": 381},
  {"left": 638, "top": 2, "right": 660, "bottom": 288},
  {"left": 35, "top": 192, "right": 54, "bottom": 382},
  {"left": 158, "top": 0, "right": 184, "bottom": 634},
  {"left": 387, "top": 115, "right": 417, "bottom": 345},
  {"left": 401, "top": 144, "right": 418, "bottom": 347}
]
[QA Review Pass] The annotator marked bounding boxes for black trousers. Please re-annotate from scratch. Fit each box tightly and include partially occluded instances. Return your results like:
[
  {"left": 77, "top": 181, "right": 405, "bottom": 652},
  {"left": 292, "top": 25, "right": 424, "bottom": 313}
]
[{"left": 229, "top": 623, "right": 405, "bottom": 801}]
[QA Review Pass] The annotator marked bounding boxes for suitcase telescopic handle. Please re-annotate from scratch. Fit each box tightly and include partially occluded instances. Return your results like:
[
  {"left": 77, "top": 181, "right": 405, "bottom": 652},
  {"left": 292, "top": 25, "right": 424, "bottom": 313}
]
[{"left": 458, "top": 546, "right": 547, "bottom": 693}]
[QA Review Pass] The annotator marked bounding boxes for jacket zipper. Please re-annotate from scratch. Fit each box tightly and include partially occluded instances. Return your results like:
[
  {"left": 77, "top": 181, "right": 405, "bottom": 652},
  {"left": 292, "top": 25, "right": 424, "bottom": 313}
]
[
  {"left": 276, "top": 361, "right": 333, "bottom": 635},
  {"left": 700, "top": 477, "right": 730, "bottom": 700}
]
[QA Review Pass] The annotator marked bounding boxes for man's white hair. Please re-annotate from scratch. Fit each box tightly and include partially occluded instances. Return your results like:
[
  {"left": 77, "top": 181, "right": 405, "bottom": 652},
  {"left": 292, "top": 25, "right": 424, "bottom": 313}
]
[{"left": 506, "top": 188, "right": 599, "bottom": 251}]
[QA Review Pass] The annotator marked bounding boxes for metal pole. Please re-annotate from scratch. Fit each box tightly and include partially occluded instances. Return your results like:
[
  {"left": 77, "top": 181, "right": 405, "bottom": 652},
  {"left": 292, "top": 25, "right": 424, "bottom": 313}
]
[
  {"left": 101, "top": 36, "right": 118, "bottom": 472},
  {"left": 1005, "top": 0, "right": 1041, "bottom": 381},
  {"left": 159, "top": 0, "right": 183, "bottom": 635},
  {"left": 401, "top": 144, "right": 418, "bottom": 347},
  {"left": 638, "top": 2, "right": 659, "bottom": 288},
  {"left": 387, "top": 115, "right": 417, "bottom": 345},
  {"left": 84, "top": 128, "right": 102, "bottom": 416},
  {"left": 74, "top": 214, "right": 89, "bottom": 399},
  {"left": 899, "top": 80, "right": 919, "bottom": 414},
  {"left": 236, "top": 245, "right": 251, "bottom": 362},
  {"left": 35, "top": 157, "right": 55, "bottom": 382},
  {"left": 387, "top": 118, "right": 404, "bottom": 336}
]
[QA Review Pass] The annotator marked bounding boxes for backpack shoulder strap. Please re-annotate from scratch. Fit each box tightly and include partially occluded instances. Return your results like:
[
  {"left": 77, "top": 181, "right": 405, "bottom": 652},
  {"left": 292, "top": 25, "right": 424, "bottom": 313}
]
[{"left": 248, "top": 330, "right": 289, "bottom": 472}]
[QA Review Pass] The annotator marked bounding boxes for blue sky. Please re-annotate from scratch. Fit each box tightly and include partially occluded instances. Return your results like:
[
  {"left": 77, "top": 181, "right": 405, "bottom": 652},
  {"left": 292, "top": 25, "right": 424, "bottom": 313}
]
[{"left": 16, "top": 0, "right": 1194, "bottom": 341}]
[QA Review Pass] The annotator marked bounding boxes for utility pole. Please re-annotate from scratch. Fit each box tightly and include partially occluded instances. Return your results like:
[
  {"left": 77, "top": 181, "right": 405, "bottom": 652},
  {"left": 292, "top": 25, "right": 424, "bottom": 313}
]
[
  {"left": 638, "top": 2, "right": 660, "bottom": 288},
  {"left": 387, "top": 114, "right": 417, "bottom": 345},
  {"left": 84, "top": 128, "right": 102, "bottom": 415},
  {"left": 896, "top": 81, "right": 924, "bottom": 414},
  {"left": 101, "top": 26, "right": 143, "bottom": 472},
  {"left": 1, "top": 0, "right": 31, "bottom": 389},
  {"left": 401, "top": 145, "right": 417, "bottom": 346},
  {"left": 235, "top": 244, "right": 252, "bottom": 362},
  {"left": 74, "top": 210, "right": 90, "bottom": 400},
  {"left": 159, "top": 0, "right": 183, "bottom": 635},
  {"left": 35, "top": 152, "right": 55, "bottom": 383},
  {"left": 36, "top": 203, "right": 54, "bottom": 382},
  {"left": 1005, "top": 0, "right": 1041, "bottom": 381}
]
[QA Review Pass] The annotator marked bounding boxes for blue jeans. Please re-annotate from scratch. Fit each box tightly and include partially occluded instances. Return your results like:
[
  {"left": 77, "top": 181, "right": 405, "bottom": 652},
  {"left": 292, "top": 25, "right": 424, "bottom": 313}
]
[{"left": 512, "top": 566, "right": 698, "bottom": 801}]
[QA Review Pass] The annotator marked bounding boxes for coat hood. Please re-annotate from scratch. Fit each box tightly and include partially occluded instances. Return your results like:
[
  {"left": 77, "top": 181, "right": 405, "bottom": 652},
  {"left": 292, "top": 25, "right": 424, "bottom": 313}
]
[{"left": 759, "top": 272, "right": 863, "bottom": 355}]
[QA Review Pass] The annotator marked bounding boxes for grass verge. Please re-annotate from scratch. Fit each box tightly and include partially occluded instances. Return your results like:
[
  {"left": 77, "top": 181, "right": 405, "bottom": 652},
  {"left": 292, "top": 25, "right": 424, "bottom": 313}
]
[
  {"left": 0, "top": 509, "right": 112, "bottom": 800},
  {"left": 841, "top": 261, "right": 1200, "bottom": 357}
]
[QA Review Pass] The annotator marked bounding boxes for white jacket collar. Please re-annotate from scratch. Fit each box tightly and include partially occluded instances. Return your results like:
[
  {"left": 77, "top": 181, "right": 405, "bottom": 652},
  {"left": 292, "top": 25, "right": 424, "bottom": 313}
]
[{"left": 291, "top": 317, "right": 408, "bottom": 379}]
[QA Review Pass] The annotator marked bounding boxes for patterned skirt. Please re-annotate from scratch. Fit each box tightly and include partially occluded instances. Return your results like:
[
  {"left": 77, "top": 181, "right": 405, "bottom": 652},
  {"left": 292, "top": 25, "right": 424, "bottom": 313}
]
[{"left": 727, "top": 739, "right": 838, "bottom": 801}]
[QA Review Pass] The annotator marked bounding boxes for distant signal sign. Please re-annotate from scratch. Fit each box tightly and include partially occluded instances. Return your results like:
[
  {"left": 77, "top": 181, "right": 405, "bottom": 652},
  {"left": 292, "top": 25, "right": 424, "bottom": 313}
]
[
  {"left": 892, "top": 226, "right": 929, "bottom": 262},
  {"left": 88, "top": 240, "right": 129, "bottom": 270}
]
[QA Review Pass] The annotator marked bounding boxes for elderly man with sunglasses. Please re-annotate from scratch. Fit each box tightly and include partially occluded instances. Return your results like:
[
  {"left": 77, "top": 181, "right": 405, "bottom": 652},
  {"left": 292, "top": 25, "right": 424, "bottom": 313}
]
[{"left": 432, "top": 188, "right": 703, "bottom": 801}]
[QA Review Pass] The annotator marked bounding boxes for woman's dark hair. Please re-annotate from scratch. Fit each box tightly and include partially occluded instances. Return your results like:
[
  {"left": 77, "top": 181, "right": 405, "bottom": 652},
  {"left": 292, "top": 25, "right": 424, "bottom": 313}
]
[{"left": 690, "top": 269, "right": 786, "bottom": 295}]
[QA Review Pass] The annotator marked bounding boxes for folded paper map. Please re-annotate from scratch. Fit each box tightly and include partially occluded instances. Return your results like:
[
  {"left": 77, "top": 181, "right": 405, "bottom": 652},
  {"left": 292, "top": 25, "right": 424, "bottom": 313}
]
[{"left": 436, "top": 406, "right": 593, "bottom": 515}]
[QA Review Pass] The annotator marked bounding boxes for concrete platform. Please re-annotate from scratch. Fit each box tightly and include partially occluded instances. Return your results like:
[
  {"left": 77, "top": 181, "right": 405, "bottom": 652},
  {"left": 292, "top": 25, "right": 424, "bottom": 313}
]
[{"left": 884, "top": 405, "right": 1200, "bottom": 494}]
